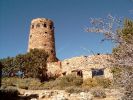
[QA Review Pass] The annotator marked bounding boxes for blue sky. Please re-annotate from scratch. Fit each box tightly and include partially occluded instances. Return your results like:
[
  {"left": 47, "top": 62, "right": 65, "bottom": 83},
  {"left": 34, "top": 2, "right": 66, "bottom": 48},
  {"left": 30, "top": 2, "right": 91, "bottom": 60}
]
[{"left": 0, "top": 0, "right": 133, "bottom": 60}]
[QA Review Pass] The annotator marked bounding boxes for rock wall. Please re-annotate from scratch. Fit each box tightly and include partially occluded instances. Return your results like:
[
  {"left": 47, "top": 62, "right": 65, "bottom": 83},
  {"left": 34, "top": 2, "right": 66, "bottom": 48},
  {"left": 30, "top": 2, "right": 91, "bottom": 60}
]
[
  {"left": 47, "top": 54, "right": 113, "bottom": 80},
  {"left": 47, "top": 61, "right": 62, "bottom": 77}
]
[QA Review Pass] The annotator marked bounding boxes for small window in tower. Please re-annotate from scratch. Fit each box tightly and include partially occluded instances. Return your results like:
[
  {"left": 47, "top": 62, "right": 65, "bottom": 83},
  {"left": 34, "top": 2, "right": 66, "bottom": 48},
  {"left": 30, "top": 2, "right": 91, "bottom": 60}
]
[
  {"left": 44, "top": 44, "right": 47, "bottom": 46},
  {"left": 51, "top": 50, "right": 54, "bottom": 53},
  {"left": 50, "top": 25, "right": 53, "bottom": 29},
  {"left": 36, "top": 24, "right": 40, "bottom": 28},
  {"left": 45, "top": 32, "right": 47, "bottom": 34},
  {"left": 31, "top": 25, "right": 34, "bottom": 29},
  {"left": 62, "top": 72, "right": 66, "bottom": 76},
  {"left": 43, "top": 23, "right": 47, "bottom": 27},
  {"left": 30, "top": 35, "right": 32, "bottom": 38}
]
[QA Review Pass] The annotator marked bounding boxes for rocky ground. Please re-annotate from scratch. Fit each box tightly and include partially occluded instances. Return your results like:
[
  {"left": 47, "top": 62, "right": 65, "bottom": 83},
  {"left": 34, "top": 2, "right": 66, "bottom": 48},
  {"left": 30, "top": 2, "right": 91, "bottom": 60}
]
[{"left": 18, "top": 88, "right": 124, "bottom": 100}]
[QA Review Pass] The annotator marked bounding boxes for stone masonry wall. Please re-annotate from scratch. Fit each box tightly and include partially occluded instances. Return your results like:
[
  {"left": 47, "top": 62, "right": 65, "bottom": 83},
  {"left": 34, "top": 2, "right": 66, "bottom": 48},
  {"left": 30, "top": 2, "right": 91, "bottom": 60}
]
[{"left": 47, "top": 54, "right": 113, "bottom": 80}]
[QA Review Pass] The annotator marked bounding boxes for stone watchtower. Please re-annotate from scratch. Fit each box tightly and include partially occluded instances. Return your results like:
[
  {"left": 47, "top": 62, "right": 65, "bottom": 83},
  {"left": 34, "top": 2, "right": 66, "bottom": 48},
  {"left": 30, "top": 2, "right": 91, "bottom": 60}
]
[{"left": 28, "top": 18, "right": 57, "bottom": 62}]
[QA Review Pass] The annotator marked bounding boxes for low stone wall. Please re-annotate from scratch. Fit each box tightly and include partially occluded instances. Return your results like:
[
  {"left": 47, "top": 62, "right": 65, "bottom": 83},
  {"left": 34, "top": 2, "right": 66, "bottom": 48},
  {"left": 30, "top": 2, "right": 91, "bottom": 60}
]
[
  {"left": 19, "top": 89, "right": 93, "bottom": 100},
  {"left": 18, "top": 88, "right": 123, "bottom": 100}
]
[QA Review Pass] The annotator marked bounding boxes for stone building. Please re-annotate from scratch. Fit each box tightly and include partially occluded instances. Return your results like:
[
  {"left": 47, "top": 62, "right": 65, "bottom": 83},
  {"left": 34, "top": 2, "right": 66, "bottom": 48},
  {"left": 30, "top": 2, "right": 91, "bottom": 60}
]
[
  {"left": 28, "top": 18, "right": 57, "bottom": 62},
  {"left": 27, "top": 18, "right": 113, "bottom": 80},
  {"left": 47, "top": 54, "right": 113, "bottom": 80}
]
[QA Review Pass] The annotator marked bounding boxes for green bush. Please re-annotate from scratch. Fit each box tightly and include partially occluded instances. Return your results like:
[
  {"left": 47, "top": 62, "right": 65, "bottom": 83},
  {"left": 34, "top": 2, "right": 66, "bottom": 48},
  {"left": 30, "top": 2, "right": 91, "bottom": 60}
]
[{"left": 91, "top": 88, "right": 106, "bottom": 98}]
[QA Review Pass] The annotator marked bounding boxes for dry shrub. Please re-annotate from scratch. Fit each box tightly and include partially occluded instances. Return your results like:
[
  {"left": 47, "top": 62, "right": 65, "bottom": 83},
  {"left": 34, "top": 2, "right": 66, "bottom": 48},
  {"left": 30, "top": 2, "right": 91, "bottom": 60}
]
[
  {"left": 95, "top": 77, "right": 111, "bottom": 88},
  {"left": 39, "top": 80, "right": 59, "bottom": 90},
  {"left": 58, "top": 74, "right": 83, "bottom": 88},
  {"left": 91, "top": 88, "right": 106, "bottom": 98},
  {"left": 38, "top": 74, "right": 83, "bottom": 90},
  {"left": 2, "top": 77, "right": 18, "bottom": 86},
  {"left": 65, "top": 86, "right": 83, "bottom": 93},
  {"left": 82, "top": 78, "right": 98, "bottom": 88},
  {"left": 82, "top": 77, "right": 111, "bottom": 88},
  {"left": 27, "top": 78, "right": 41, "bottom": 90},
  {"left": 2, "top": 77, "right": 42, "bottom": 90}
]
